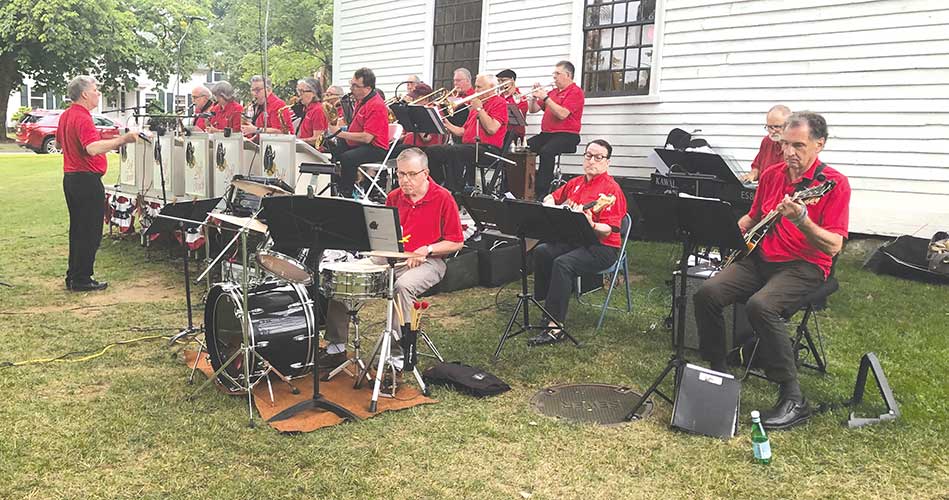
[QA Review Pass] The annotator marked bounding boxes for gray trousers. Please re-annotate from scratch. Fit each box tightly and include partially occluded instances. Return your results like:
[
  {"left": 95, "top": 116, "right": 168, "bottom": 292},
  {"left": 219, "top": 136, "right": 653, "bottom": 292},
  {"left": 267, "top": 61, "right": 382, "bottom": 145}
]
[
  {"left": 693, "top": 253, "right": 824, "bottom": 383},
  {"left": 324, "top": 257, "right": 447, "bottom": 344}
]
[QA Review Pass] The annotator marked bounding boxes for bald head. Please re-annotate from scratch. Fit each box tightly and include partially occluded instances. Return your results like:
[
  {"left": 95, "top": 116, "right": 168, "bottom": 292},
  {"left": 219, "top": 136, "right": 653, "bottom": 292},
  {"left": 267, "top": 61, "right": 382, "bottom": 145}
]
[{"left": 765, "top": 105, "right": 792, "bottom": 141}]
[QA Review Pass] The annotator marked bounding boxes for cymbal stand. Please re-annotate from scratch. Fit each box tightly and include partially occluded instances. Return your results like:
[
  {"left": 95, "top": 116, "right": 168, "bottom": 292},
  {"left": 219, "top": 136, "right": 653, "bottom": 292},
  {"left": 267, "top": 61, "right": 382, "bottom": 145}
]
[
  {"left": 325, "top": 301, "right": 372, "bottom": 383},
  {"left": 357, "top": 258, "right": 430, "bottom": 413}
]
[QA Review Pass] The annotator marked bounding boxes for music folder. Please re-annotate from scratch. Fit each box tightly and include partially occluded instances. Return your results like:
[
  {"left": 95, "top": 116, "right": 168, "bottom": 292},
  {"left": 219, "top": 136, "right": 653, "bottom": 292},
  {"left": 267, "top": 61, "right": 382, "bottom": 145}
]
[
  {"left": 671, "top": 363, "right": 740, "bottom": 438},
  {"left": 507, "top": 103, "right": 527, "bottom": 127}
]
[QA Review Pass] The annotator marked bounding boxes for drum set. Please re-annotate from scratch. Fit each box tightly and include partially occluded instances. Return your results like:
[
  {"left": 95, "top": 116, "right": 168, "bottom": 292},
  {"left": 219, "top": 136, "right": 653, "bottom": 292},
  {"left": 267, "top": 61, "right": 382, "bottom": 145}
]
[{"left": 185, "top": 177, "right": 437, "bottom": 420}]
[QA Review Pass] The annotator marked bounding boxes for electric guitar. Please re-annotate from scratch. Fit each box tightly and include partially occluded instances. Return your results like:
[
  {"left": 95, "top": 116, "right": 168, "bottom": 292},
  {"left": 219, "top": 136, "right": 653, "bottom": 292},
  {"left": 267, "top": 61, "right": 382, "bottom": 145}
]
[{"left": 722, "top": 181, "right": 837, "bottom": 268}]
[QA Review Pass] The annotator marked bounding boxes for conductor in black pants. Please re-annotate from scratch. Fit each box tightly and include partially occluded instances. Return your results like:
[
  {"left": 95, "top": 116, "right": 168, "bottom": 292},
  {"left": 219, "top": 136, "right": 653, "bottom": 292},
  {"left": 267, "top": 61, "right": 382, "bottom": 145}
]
[
  {"left": 57, "top": 75, "right": 138, "bottom": 291},
  {"left": 527, "top": 60, "right": 585, "bottom": 200}
]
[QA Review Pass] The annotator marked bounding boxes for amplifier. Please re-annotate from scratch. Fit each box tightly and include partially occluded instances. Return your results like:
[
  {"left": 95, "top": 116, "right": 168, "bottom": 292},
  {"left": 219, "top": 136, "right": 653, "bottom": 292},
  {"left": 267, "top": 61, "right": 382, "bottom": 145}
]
[{"left": 672, "top": 264, "right": 752, "bottom": 352}]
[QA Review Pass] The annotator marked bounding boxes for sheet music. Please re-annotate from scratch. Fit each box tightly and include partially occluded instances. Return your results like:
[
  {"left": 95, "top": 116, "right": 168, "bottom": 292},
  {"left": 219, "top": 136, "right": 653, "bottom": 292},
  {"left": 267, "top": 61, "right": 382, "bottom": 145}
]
[
  {"left": 295, "top": 139, "right": 333, "bottom": 164},
  {"left": 363, "top": 205, "right": 403, "bottom": 252}
]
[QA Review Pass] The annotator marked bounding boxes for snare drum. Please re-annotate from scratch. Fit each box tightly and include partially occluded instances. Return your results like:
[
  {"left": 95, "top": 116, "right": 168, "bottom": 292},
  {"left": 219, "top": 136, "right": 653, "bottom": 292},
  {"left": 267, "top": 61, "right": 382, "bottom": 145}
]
[
  {"left": 320, "top": 260, "right": 388, "bottom": 301},
  {"left": 256, "top": 249, "right": 314, "bottom": 285},
  {"left": 204, "top": 282, "right": 316, "bottom": 391}
]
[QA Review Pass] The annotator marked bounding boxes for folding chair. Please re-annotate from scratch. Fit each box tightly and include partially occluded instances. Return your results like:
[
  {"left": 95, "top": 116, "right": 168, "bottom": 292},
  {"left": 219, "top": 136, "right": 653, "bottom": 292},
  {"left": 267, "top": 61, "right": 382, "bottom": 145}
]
[
  {"left": 576, "top": 213, "right": 633, "bottom": 335},
  {"left": 741, "top": 257, "right": 839, "bottom": 380},
  {"left": 357, "top": 122, "right": 403, "bottom": 201}
]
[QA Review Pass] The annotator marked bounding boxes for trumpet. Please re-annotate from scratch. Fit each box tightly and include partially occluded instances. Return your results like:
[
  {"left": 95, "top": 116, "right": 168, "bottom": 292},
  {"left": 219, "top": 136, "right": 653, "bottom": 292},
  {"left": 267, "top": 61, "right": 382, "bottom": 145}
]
[
  {"left": 407, "top": 87, "right": 448, "bottom": 106},
  {"left": 522, "top": 83, "right": 556, "bottom": 99},
  {"left": 437, "top": 80, "right": 515, "bottom": 117}
]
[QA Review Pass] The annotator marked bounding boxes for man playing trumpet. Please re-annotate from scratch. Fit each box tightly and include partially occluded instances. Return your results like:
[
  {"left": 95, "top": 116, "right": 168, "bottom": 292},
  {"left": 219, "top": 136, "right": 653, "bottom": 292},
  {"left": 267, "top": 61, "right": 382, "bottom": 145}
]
[{"left": 527, "top": 60, "right": 585, "bottom": 200}]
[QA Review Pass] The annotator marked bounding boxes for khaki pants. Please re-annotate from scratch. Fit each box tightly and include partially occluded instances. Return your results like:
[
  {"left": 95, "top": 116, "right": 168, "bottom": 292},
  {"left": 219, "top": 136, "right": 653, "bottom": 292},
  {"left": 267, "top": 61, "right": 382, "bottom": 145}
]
[{"left": 324, "top": 257, "right": 447, "bottom": 344}]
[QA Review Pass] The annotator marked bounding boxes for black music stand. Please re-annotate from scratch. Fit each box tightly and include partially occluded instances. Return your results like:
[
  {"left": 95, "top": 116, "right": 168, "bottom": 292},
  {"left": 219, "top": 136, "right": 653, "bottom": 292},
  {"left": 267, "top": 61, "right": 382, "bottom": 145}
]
[
  {"left": 654, "top": 149, "right": 746, "bottom": 185},
  {"left": 624, "top": 195, "right": 745, "bottom": 421},
  {"left": 507, "top": 103, "right": 527, "bottom": 128},
  {"left": 261, "top": 195, "right": 377, "bottom": 423},
  {"left": 492, "top": 199, "right": 599, "bottom": 360},
  {"left": 391, "top": 104, "right": 448, "bottom": 135},
  {"left": 145, "top": 197, "right": 223, "bottom": 343}
]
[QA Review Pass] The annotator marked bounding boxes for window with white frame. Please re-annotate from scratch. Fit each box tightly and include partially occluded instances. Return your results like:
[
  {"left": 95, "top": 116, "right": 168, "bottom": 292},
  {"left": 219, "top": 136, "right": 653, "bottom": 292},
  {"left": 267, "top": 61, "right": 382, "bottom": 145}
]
[{"left": 582, "top": 0, "right": 657, "bottom": 97}]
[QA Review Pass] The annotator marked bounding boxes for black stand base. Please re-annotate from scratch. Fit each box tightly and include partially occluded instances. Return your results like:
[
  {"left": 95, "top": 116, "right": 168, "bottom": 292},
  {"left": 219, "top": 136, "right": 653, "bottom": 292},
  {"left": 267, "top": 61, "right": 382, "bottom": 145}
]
[
  {"left": 493, "top": 293, "right": 579, "bottom": 360},
  {"left": 624, "top": 354, "right": 679, "bottom": 421},
  {"left": 267, "top": 395, "right": 359, "bottom": 423}
]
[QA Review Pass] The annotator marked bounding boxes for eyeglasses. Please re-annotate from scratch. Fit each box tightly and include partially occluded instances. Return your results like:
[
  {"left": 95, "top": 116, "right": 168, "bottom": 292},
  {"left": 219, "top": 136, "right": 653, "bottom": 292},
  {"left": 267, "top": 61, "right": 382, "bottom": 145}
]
[
  {"left": 250, "top": 87, "right": 265, "bottom": 93},
  {"left": 583, "top": 153, "right": 608, "bottom": 162},
  {"left": 765, "top": 124, "right": 784, "bottom": 131},
  {"left": 396, "top": 169, "right": 427, "bottom": 179},
  {"left": 296, "top": 89, "right": 313, "bottom": 95},
  {"left": 349, "top": 81, "right": 367, "bottom": 89}
]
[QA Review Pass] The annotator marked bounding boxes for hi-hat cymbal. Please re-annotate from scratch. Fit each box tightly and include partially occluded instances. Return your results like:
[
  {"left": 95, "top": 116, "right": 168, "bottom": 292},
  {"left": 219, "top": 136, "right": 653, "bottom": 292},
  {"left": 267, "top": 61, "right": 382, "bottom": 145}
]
[
  {"left": 363, "top": 250, "right": 420, "bottom": 260},
  {"left": 209, "top": 212, "right": 269, "bottom": 234},
  {"left": 231, "top": 179, "right": 291, "bottom": 197}
]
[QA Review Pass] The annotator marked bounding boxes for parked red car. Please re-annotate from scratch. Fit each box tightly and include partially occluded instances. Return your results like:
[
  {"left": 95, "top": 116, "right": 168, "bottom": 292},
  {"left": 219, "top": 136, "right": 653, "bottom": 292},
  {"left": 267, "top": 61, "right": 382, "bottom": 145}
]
[{"left": 15, "top": 109, "right": 121, "bottom": 154}]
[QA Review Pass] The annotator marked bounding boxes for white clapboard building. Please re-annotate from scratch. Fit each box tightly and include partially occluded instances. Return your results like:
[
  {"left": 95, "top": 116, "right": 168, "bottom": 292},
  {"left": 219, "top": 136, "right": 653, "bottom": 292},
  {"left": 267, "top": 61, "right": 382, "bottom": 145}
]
[{"left": 332, "top": 0, "right": 949, "bottom": 236}]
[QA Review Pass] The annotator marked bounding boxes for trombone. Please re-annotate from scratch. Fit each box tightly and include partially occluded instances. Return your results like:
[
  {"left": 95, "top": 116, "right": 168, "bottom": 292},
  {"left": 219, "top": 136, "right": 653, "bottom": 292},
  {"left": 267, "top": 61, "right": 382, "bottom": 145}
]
[{"left": 436, "top": 80, "right": 515, "bottom": 117}]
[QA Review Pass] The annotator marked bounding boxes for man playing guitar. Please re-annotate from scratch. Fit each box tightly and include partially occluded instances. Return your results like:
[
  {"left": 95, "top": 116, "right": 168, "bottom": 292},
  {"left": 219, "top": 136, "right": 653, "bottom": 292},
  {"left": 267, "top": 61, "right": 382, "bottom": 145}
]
[
  {"left": 693, "top": 111, "right": 851, "bottom": 430},
  {"left": 529, "top": 139, "right": 627, "bottom": 346}
]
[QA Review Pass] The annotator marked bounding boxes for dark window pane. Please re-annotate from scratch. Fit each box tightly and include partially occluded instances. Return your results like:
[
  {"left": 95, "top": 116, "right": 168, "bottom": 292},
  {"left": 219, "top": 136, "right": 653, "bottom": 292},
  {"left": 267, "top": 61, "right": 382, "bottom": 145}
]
[
  {"left": 585, "top": 30, "right": 599, "bottom": 51},
  {"left": 624, "top": 70, "right": 638, "bottom": 92},
  {"left": 585, "top": 6, "right": 595, "bottom": 27},
  {"left": 638, "top": 70, "right": 650, "bottom": 92}
]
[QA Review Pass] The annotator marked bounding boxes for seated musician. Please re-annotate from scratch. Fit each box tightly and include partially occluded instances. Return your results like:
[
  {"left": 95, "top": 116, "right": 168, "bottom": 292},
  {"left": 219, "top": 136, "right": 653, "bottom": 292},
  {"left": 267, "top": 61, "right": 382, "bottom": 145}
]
[
  {"left": 321, "top": 148, "right": 464, "bottom": 369},
  {"left": 294, "top": 77, "right": 328, "bottom": 147},
  {"left": 527, "top": 60, "right": 585, "bottom": 200},
  {"left": 190, "top": 85, "right": 214, "bottom": 131},
  {"left": 326, "top": 67, "right": 390, "bottom": 198},
  {"left": 446, "top": 68, "right": 475, "bottom": 129},
  {"left": 206, "top": 81, "right": 243, "bottom": 133},
  {"left": 497, "top": 69, "right": 528, "bottom": 148},
  {"left": 423, "top": 73, "right": 508, "bottom": 192},
  {"left": 742, "top": 104, "right": 792, "bottom": 182},
  {"left": 694, "top": 112, "right": 850, "bottom": 430},
  {"left": 240, "top": 75, "right": 295, "bottom": 139},
  {"left": 529, "top": 139, "right": 627, "bottom": 346}
]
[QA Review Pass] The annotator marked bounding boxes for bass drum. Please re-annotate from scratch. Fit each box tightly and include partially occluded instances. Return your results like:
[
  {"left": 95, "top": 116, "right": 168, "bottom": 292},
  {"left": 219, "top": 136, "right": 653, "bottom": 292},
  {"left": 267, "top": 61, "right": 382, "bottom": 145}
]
[{"left": 204, "top": 282, "right": 318, "bottom": 391}]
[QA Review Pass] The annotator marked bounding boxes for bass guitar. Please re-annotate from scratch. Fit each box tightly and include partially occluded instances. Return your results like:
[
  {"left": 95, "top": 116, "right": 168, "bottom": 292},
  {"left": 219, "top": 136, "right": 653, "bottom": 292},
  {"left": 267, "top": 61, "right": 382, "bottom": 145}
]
[{"left": 722, "top": 181, "right": 836, "bottom": 268}]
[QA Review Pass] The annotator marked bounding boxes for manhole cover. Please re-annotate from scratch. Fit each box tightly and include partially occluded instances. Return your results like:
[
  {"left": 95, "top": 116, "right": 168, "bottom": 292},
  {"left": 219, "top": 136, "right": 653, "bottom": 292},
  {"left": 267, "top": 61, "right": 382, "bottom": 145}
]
[{"left": 530, "top": 383, "right": 653, "bottom": 425}]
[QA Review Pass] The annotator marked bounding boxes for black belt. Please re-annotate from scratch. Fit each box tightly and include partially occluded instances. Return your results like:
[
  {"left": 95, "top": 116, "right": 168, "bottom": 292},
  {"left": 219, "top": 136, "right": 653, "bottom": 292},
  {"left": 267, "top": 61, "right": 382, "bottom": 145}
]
[{"left": 64, "top": 171, "right": 103, "bottom": 177}]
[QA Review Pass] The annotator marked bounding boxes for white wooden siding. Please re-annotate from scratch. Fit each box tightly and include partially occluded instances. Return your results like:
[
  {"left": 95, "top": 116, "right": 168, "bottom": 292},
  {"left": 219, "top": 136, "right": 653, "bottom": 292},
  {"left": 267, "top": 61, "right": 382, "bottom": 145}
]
[
  {"left": 333, "top": 0, "right": 432, "bottom": 94},
  {"left": 333, "top": 0, "right": 949, "bottom": 235}
]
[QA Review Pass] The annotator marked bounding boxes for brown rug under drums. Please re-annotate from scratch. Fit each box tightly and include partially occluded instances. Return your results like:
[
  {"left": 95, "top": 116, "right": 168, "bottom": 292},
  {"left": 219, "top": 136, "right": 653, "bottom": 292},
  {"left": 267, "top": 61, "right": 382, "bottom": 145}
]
[
  {"left": 530, "top": 383, "right": 653, "bottom": 426},
  {"left": 182, "top": 350, "right": 437, "bottom": 432}
]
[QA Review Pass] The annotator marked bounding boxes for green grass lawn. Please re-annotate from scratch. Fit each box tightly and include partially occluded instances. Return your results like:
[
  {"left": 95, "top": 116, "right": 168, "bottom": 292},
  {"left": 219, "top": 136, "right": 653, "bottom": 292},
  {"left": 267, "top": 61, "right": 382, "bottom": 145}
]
[{"left": 1, "top": 153, "right": 947, "bottom": 499}]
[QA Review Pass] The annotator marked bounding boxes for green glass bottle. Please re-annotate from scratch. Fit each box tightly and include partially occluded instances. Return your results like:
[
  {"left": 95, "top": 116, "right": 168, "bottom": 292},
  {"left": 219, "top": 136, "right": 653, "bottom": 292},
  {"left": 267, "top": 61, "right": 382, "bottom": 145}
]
[{"left": 750, "top": 410, "right": 772, "bottom": 465}]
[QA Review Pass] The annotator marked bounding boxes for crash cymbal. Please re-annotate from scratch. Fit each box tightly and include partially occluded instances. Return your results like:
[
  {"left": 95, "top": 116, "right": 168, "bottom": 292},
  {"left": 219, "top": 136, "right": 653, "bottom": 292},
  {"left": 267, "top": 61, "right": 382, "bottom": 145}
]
[
  {"left": 231, "top": 179, "right": 291, "bottom": 197},
  {"left": 209, "top": 212, "right": 269, "bottom": 234},
  {"left": 363, "top": 250, "right": 420, "bottom": 260}
]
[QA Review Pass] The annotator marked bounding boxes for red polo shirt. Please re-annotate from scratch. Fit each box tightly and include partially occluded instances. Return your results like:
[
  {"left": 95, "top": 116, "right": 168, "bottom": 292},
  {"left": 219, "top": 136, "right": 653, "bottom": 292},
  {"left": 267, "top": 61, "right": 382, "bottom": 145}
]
[
  {"left": 57, "top": 104, "right": 107, "bottom": 175},
  {"left": 549, "top": 171, "right": 627, "bottom": 248},
  {"left": 751, "top": 135, "right": 784, "bottom": 172},
  {"left": 210, "top": 100, "right": 243, "bottom": 131},
  {"left": 296, "top": 101, "right": 328, "bottom": 140},
  {"left": 402, "top": 132, "right": 443, "bottom": 147},
  {"left": 348, "top": 91, "right": 389, "bottom": 150},
  {"left": 386, "top": 180, "right": 464, "bottom": 253},
  {"left": 750, "top": 158, "right": 851, "bottom": 278},
  {"left": 193, "top": 102, "right": 215, "bottom": 131},
  {"left": 540, "top": 82, "right": 584, "bottom": 134},
  {"left": 254, "top": 93, "right": 295, "bottom": 134},
  {"left": 461, "top": 94, "right": 508, "bottom": 148},
  {"left": 505, "top": 94, "right": 529, "bottom": 138}
]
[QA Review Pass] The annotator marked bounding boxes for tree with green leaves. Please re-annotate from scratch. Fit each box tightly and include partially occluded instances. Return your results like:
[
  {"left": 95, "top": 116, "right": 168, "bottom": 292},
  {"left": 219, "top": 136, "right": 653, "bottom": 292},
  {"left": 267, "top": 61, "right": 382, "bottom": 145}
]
[
  {"left": 0, "top": 0, "right": 212, "bottom": 139},
  {"left": 207, "top": 0, "right": 333, "bottom": 99}
]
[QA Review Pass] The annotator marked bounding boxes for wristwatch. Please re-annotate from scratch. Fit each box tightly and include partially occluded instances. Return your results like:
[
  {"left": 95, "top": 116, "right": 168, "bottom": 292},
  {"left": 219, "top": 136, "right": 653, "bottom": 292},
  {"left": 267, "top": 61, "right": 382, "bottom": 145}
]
[
  {"left": 542, "top": 95, "right": 550, "bottom": 103},
  {"left": 426, "top": 244, "right": 435, "bottom": 256}
]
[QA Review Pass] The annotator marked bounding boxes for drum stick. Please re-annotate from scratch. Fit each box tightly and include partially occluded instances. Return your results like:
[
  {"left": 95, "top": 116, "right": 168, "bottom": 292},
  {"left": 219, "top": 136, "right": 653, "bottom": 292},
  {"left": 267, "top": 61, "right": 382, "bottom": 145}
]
[{"left": 394, "top": 296, "right": 406, "bottom": 326}]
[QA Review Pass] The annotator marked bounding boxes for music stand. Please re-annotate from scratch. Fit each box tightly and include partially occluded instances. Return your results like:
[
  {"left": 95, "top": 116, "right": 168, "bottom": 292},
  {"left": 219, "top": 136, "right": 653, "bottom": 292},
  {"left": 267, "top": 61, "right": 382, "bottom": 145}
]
[
  {"left": 624, "top": 195, "right": 745, "bottom": 421},
  {"left": 492, "top": 199, "right": 600, "bottom": 360},
  {"left": 261, "top": 195, "right": 375, "bottom": 423},
  {"left": 507, "top": 103, "right": 527, "bottom": 128},
  {"left": 145, "top": 197, "right": 223, "bottom": 344},
  {"left": 391, "top": 104, "right": 448, "bottom": 136},
  {"left": 654, "top": 149, "right": 746, "bottom": 186}
]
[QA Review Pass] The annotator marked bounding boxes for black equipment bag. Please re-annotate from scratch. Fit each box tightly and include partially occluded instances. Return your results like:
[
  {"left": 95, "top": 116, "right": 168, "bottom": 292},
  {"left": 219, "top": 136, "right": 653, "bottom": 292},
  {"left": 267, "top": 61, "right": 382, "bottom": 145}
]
[
  {"left": 422, "top": 362, "right": 511, "bottom": 397},
  {"left": 863, "top": 234, "right": 949, "bottom": 285}
]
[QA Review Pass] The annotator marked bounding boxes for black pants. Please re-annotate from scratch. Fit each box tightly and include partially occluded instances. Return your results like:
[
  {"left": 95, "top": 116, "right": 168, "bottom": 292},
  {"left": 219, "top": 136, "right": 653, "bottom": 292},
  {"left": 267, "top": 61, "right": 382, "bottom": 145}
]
[
  {"left": 327, "top": 141, "right": 387, "bottom": 196},
  {"left": 527, "top": 132, "right": 580, "bottom": 200},
  {"left": 63, "top": 172, "right": 105, "bottom": 284},
  {"left": 693, "top": 253, "right": 824, "bottom": 383},
  {"left": 426, "top": 143, "right": 501, "bottom": 192},
  {"left": 533, "top": 242, "right": 618, "bottom": 324}
]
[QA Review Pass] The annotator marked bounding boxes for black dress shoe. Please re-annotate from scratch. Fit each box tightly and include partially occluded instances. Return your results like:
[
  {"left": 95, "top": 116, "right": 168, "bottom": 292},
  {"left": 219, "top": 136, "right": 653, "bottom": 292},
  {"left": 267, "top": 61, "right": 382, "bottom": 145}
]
[
  {"left": 527, "top": 329, "right": 565, "bottom": 347},
  {"left": 70, "top": 279, "right": 108, "bottom": 292},
  {"left": 761, "top": 398, "right": 812, "bottom": 430},
  {"left": 317, "top": 351, "right": 347, "bottom": 370}
]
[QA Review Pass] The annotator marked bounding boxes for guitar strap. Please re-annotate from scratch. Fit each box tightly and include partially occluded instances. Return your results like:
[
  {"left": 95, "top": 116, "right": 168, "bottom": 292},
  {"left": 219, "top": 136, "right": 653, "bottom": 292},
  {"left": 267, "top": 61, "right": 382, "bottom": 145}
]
[{"left": 795, "top": 162, "right": 827, "bottom": 192}]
